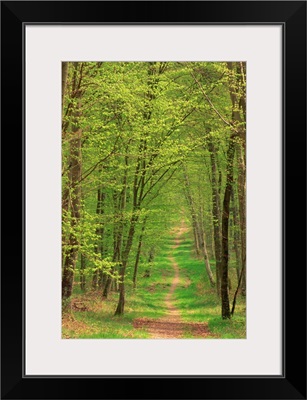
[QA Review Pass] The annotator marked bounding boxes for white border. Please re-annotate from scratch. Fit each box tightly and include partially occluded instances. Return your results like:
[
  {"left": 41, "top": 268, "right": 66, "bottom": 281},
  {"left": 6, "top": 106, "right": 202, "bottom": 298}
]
[{"left": 26, "top": 26, "right": 282, "bottom": 376}]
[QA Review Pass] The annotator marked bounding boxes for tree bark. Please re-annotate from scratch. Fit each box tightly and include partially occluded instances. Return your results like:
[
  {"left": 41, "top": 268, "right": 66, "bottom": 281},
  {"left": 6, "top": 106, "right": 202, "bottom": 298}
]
[
  {"left": 197, "top": 203, "right": 215, "bottom": 287},
  {"left": 207, "top": 138, "right": 222, "bottom": 295},
  {"left": 92, "top": 185, "right": 105, "bottom": 289},
  {"left": 183, "top": 169, "right": 201, "bottom": 256},
  {"left": 62, "top": 124, "right": 82, "bottom": 299},
  {"left": 114, "top": 268, "right": 125, "bottom": 315},
  {"left": 220, "top": 140, "right": 235, "bottom": 319},
  {"left": 237, "top": 145, "right": 246, "bottom": 295},
  {"left": 219, "top": 61, "right": 246, "bottom": 318},
  {"left": 62, "top": 63, "right": 82, "bottom": 300},
  {"left": 231, "top": 264, "right": 245, "bottom": 316},
  {"left": 114, "top": 215, "right": 138, "bottom": 316},
  {"left": 102, "top": 270, "right": 113, "bottom": 298},
  {"left": 231, "top": 184, "right": 241, "bottom": 283},
  {"left": 80, "top": 254, "right": 86, "bottom": 291},
  {"left": 132, "top": 218, "right": 147, "bottom": 289},
  {"left": 199, "top": 223, "right": 216, "bottom": 287},
  {"left": 144, "top": 248, "right": 155, "bottom": 278}
]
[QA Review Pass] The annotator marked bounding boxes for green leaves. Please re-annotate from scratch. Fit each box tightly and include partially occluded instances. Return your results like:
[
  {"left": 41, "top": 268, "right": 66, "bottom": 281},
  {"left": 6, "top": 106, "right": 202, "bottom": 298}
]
[{"left": 62, "top": 61, "right": 246, "bottom": 315}]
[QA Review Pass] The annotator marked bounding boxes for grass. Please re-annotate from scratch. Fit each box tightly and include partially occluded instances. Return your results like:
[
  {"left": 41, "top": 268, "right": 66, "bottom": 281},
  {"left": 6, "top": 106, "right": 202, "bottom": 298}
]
[
  {"left": 172, "top": 232, "right": 246, "bottom": 339},
  {"left": 62, "top": 241, "right": 175, "bottom": 339},
  {"left": 62, "top": 229, "right": 246, "bottom": 339}
]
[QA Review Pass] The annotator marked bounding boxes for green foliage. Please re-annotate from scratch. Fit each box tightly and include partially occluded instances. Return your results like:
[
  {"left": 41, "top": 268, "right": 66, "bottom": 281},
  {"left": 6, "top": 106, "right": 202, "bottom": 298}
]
[
  {"left": 62, "top": 61, "right": 246, "bottom": 324},
  {"left": 172, "top": 233, "right": 246, "bottom": 338},
  {"left": 63, "top": 229, "right": 245, "bottom": 339}
]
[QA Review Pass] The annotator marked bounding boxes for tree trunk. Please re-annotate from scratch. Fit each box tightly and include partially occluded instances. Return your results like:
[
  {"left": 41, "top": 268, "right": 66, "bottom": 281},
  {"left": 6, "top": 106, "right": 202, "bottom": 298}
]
[
  {"left": 144, "top": 248, "right": 155, "bottom": 278},
  {"left": 92, "top": 185, "right": 105, "bottom": 290},
  {"left": 208, "top": 138, "right": 222, "bottom": 296},
  {"left": 98, "top": 269, "right": 105, "bottom": 289},
  {"left": 220, "top": 61, "right": 246, "bottom": 318},
  {"left": 231, "top": 184, "right": 241, "bottom": 283},
  {"left": 200, "top": 226, "right": 215, "bottom": 287},
  {"left": 220, "top": 140, "right": 235, "bottom": 319},
  {"left": 229, "top": 61, "right": 246, "bottom": 297},
  {"left": 92, "top": 270, "right": 98, "bottom": 290},
  {"left": 62, "top": 63, "right": 82, "bottom": 300},
  {"left": 133, "top": 218, "right": 147, "bottom": 289},
  {"left": 198, "top": 205, "right": 215, "bottom": 287},
  {"left": 115, "top": 264, "right": 125, "bottom": 316},
  {"left": 61, "top": 63, "right": 70, "bottom": 269},
  {"left": 80, "top": 254, "right": 86, "bottom": 291},
  {"left": 183, "top": 169, "right": 201, "bottom": 256},
  {"left": 62, "top": 126, "right": 82, "bottom": 299},
  {"left": 102, "top": 271, "right": 113, "bottom": 298},
  {"left": 62, "top": 244, "right": 78, "bottom": 299},
  {"left": 237, "top": 145, "right": 246, "bottom": 296},
  {"left": 192, "top": 222, "right": 201, "bottom": 256},
  {"left": 114, "top": 215, "right": 138, "bottom": 315},
  {"left": 231, "top": 264, "right": 245, "bottom": 316},
  {"left": 103, "top": 163, "right": 128, "bottom": 298}
]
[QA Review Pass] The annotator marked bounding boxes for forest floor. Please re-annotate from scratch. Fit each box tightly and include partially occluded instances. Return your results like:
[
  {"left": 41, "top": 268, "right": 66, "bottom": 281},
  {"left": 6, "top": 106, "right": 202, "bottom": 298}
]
[
  {"left": 62, "top": 221, "right": 246, "bottom": 339},
  {"left": 133, "top": 222, "right": 209, "bottom": 338}
]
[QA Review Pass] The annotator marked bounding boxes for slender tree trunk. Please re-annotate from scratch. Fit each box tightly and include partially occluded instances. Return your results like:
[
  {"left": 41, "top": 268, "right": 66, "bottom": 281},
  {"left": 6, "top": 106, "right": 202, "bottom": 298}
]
[
  {"left": 92, "top": 271, "right": 98, "bottom": 289},
  {"left": 62, "top": 122, "right": 82, "bottom": 299},
  {"left": 220, "top": 140, "right": 235, "bottom": 319},
  {"left": 102, "top": 230, "right": 120, "bottom": 298},
  {"left": 144, "top": 248, "right": 155, "bottom": 278},
  {"left": 114, "top": 215, "right": 138, "bottom": 316},
  {"left": 80, "top": 254, "right": 86, "bottom": 291},
  {"left": 231, "top": 184, "right": 241, "bottom": 282},
  {"left": 192, "top": 222, "right": 201, "bottom": 256},
  {"left": 92, "top": 185, "right": 105, "bottom": 289},
  {"left": 133, "top": 218, "right": 147, "bottom": 289},
  {"left": 102, "top": 270, "right": 113, "bottom": 298},
  {"left": 231, "top": 264, "right": 245, "bottom": 316},
  {"left": 206, "top": 226, "right": 215, "bottom": 261},
  {"left": 183, "top": 169, "right": 201, "bottom": 256},
  {"left": 115, "top": 262, "right": 126, "bottom": 315},
  {"left": 237, "top": 145, "right": 246, "bottom": 295},
  {"left": 61, "top": 63, "right": 70, "bottom": 269},
  {"left": 103, "top": 161, "right": 128, "bottom": 298},
  {"left": 98, "top": 269, "right": 105, "bottom": 289},
  {"left": 198, "top": 205, "right": 215, "bottom": 287},
  {"left": 114, "top": 131, "right": 148, "bottom": 314},
  {"left": 62, "top": 245, "right": 77, "bottom": 299},
  {"left": 102, "top": 201, "right": 119, "bottom": 298},
  {"left": 62, "top": 63, "right": 83, "bottom": 300},
  {"left": 112, "top": 279, "right": 119, "bottom": 292},
  {"left": 208, "top": 139, "right": 222, "bottom": 296},
  {"left": 102, "top": 224, "right": 119, "bottom": 298},
  {"left": 199, "top": 224, "right": 215, "bottom": 287}
]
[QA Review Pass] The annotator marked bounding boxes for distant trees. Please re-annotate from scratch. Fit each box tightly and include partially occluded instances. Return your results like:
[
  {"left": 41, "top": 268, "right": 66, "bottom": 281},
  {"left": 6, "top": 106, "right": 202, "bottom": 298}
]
[{"left": 61, "top": 61, "right": 246, "bottom": 319}]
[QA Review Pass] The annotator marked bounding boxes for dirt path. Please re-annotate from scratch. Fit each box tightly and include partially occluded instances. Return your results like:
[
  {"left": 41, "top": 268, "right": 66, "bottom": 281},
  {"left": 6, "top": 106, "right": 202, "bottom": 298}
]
[{"left": 133, "top": 222, "right": 209, "bottom": 338}]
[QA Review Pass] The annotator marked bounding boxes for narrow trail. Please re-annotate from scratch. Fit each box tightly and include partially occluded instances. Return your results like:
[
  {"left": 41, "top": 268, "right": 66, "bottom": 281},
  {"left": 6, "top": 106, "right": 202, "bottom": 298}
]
[{"left": 133, "top": 222, "right": 209, "bottom": 338}]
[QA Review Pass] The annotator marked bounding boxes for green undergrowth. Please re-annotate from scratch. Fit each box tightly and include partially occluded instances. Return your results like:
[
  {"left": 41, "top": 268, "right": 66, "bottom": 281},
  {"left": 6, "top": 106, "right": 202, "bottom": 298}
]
[
  {"left": 172, "top": 232, "right": 246, "bottom": 339},
  {"left": 62, "top": 230, "right": 246, "bottom": 339},
  {"left": 62, "top": 239, "right": 175, "bottom": 339}
]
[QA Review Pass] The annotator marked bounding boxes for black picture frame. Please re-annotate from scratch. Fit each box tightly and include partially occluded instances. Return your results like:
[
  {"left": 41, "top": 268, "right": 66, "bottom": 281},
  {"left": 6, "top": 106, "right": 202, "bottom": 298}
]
[{"left": 1, "top": 1, "right": 306, "bottom": 399}]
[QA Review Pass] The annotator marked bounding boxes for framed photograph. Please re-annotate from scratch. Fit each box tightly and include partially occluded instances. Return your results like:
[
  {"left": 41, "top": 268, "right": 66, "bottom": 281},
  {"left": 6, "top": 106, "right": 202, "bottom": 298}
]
[{"left": 1, "top": 1, "right": 306, "bottom": 398}]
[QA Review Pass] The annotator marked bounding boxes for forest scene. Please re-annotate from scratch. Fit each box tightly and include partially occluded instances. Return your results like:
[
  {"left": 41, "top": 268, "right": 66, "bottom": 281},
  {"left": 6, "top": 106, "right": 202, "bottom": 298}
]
[{"left": 62, "top": 61, "right": 246, "bottom": 339}]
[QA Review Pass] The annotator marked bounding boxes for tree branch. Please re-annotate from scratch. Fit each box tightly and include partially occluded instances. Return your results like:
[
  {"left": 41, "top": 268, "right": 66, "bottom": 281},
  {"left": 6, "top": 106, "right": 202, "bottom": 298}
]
[{"left": 190, "top": 70, "right": 238, "bottom": 134}]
